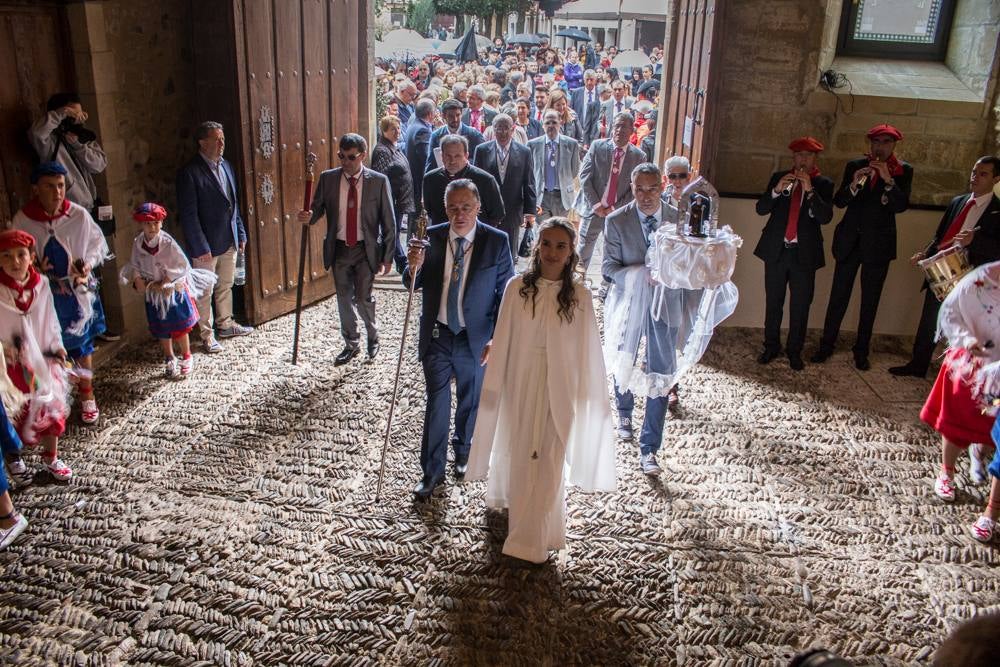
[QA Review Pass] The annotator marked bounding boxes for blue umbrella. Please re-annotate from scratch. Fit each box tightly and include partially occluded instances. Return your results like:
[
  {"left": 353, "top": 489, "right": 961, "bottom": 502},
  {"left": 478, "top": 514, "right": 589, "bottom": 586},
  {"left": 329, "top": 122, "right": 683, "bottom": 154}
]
[{"left": 555, "top": 27, "right": 591, "bottom": 42}]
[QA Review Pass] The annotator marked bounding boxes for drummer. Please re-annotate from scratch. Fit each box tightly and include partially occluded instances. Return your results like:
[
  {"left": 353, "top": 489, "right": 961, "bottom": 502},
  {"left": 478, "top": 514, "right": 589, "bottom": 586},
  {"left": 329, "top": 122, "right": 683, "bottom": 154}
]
[{"left": 890, "top": 156, "right": 1000, "bottom": 380}]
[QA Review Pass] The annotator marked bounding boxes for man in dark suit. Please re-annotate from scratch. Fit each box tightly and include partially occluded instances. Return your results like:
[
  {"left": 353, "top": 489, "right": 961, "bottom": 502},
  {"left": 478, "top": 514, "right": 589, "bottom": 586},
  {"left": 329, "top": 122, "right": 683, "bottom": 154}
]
[
  {"left": 403, "top": 179, "right": 514, "bottom": 501},
  {"left": 426, "top": 99, "right": 484, "bottom": 174},
  {"left": 890, "top": 155, "right": 1000, "bottom": 378},
  {"left": 472, "top": 115, "right": 536, "bottom": 256},
  {"left": 176, "top": 121, "right": 253, "bottom": 353},
  {"left": 753, "top": 137, "right": 835, "bottom": 371},
  {"left": 570, "top": 69, "right": 602, "bottom": 148},
  {"left": 423, "top": 134, "right": 504, "bottom": 228},
  {"left": 393, "top": 80, "right": 417, "bottom": 130},
  {"left": 405, "top": 98, "right": 436, "bottom": 218},
  {"left": 812, "top": 124, "right": 913, "bottom": 370},
  {"left": 298, "top": 133, "right": 395, "bottom": 365},
  {"left": 460, "top": 85, "right": 497, "bottom": 135}
]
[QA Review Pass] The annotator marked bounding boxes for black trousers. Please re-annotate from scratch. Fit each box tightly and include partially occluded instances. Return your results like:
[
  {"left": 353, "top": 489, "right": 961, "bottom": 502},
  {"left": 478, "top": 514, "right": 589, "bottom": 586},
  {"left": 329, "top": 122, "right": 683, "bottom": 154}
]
[
  {"left": 907, "top": 287, "right": 942, "bottom": 373},
  {"left": 762, "top": 246, "right": 816, "bottom": 357},
  {"left": 819, "top": 256, "right": 890, "bottom": 356}
]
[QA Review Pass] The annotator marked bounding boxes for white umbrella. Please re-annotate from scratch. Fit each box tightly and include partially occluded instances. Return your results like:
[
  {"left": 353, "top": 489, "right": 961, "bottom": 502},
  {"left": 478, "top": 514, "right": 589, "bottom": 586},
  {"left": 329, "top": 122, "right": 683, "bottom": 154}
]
[
  {"left": 438, "top": 34, "right": 492, "bottom": 52},
  {"left": 375, "top": 40, "right": 434, "bottom": 61},
  {"left": 381, "top": 28, "right": 429, "bottom": 47},
  {"left": 612, "top": 50, "right": 653, "bottom": 70}
]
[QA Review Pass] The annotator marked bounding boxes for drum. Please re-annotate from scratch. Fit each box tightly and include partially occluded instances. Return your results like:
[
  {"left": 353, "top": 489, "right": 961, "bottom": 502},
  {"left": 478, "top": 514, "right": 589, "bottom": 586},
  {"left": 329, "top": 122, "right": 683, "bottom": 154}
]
[{"left": 918, "top": 245, "right": 972, "bottom": 301}]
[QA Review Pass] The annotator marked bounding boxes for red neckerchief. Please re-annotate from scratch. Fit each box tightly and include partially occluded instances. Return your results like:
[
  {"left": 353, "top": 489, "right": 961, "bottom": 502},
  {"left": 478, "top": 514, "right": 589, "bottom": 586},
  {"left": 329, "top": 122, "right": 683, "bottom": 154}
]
[
  {"left": 21, "top": 198, "right": 70, "bottom": 222},
  {"left": 866, "top": 153, "right": 903, "bottom": 189},
  {"left": 0, "top": 266, "right": 41, "bottom": 313},
  {"left": 141, "top": 234, "right": 161, "bottom": 255}
]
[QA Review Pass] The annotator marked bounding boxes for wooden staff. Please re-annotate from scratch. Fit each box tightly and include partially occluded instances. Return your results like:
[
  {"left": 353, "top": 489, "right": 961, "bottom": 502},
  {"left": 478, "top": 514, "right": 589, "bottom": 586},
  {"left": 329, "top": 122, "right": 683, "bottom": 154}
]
[
  {"left": 292, "top": 152, "right": 318, "bottom": 365},
  {"left": 375, "top": 211, "right": 428, "bottom": 500}
]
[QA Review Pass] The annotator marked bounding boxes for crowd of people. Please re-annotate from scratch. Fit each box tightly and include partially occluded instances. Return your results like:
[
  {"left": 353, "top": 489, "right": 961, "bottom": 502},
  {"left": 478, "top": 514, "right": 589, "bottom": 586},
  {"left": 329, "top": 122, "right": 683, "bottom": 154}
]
[{"left": 2, "top": 38, "right": 1000, "bottom": 589}]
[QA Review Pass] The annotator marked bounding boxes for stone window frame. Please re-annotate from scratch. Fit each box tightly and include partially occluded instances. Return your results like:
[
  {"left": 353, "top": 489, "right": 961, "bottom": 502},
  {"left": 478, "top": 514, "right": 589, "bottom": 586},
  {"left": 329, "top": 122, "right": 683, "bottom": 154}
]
[{"left": 836, "top": 0, "right": 958, "bottom": 61}]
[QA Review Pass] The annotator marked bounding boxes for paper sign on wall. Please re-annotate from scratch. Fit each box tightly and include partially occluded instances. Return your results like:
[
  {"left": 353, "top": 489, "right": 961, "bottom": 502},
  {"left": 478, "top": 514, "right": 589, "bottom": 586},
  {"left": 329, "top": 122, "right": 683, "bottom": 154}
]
[{"left": 683, "top": 116, "right": 694, "bottom": 148}]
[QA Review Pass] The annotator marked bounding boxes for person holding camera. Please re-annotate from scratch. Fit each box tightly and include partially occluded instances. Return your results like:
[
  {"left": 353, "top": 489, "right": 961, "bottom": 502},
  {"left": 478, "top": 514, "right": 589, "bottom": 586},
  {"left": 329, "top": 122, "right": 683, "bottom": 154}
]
[{"left": 28, "top": 93, "right": 107, "bottom": 212}]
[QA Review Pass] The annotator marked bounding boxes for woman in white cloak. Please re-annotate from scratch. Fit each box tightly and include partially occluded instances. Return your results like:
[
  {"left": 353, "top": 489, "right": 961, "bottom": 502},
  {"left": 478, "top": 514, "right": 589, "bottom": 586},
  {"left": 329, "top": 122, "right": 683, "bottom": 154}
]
[{"left": 468, "top": 218, "right": 617, "bottom": 564}]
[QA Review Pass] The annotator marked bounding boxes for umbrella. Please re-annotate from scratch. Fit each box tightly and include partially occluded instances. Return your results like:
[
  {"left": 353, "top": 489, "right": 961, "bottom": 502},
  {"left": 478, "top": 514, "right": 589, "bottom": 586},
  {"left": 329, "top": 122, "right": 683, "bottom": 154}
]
[
  {"left": 507, "top": 32, "right": 543, "bottom": 46},
  {"left": 454, "top": 25, "right": 480, "bottom": 63},
  {"left": 374, "top": 40, "right": 435, "bottom": 61},
  {"left": 381, "top": 28, "right": 429, "bottom": 47},
  {"left": 612, "top": 49, "right": 653, "bottom": 70},
  {"left": 554, "top": 27, "right": 591, "bottom": 42}
]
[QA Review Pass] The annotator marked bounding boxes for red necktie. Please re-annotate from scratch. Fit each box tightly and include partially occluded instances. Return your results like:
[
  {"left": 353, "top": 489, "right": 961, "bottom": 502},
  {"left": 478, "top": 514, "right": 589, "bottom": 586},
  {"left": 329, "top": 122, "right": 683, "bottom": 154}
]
[
  {"left": 939, "top": 198, "right": 977, "bottom": 247},
  {"left": 785, "top": 182, "right": 803, "bottom": 242},
  {"left": 603, "top": 147, "right": 623, "bottom": 208},
  {"left": 346, "top": 175, "right": 358, "bottom": 246}
]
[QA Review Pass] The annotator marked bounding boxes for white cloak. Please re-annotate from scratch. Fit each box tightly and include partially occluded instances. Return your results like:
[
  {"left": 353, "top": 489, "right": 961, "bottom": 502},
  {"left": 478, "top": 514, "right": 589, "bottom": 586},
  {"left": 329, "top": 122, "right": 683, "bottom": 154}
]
[
  {"left": 119, "top": 231, "right": 217, "bottom": 319},
  {"left": 468, "top": 275, "right": 616, "bottom": 561}
]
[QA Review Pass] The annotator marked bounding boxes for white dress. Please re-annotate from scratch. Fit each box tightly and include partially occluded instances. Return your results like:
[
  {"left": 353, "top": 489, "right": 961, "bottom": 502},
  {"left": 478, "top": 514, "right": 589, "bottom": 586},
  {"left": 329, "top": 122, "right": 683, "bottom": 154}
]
[{"left": 468, "top": 275, "right": 617, "bottom": 563}]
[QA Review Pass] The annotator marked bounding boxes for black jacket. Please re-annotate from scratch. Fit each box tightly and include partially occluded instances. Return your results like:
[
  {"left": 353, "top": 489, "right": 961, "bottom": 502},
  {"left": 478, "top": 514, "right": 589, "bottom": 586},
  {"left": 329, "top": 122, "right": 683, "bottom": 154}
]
[
  {"left": 754, "top": 170, "right": 835, "bottom": 270},
  {"left": 370, "top": 137, "right": 415, "bottom": 215},
  {"left": 421, "top": 164, "right": 505, "bottom": 227},
  {"left": 831, "top": 156, "right": 913, "bottom": 263},
  {"left": 924, "top": 193, "right": 1000, "bottom": 268}
]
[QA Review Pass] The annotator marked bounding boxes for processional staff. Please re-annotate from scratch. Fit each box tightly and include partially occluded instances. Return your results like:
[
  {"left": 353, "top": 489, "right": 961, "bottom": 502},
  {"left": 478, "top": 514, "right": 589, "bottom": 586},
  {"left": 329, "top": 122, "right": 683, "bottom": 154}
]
[
  {"left": 375, "top": 211, "right": 429, "bottom": 501},
  {"left": 292, "top": 152, "right": 318, "bottom": 365}
]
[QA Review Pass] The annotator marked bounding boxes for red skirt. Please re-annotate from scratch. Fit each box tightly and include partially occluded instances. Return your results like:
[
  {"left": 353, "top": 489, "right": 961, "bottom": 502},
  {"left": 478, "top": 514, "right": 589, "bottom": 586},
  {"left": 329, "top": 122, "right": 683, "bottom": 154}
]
[{"left": 920, "top": 348, "right": 994, "bottom": 449}]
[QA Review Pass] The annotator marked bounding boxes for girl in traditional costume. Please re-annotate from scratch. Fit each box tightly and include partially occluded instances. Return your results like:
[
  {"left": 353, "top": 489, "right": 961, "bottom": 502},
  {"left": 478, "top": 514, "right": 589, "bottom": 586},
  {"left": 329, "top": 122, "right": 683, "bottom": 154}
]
[
  {"left": 923, "top": 260, "right": 1000, "bottom": 541},
  {"left": 119, "top": 203, "right": 217, "bottom": 379},
  {"left": 468, "top": 218, "right": 616, "bottom": 564},
  {"left": 13, "top": 162, "right": 110, "bottom": 425},
  {"left": 0, "top": 229, "right": 72, "bottom": 482},
  {"left": 0, "top": 344, "right": 29, "bottom": 550}
]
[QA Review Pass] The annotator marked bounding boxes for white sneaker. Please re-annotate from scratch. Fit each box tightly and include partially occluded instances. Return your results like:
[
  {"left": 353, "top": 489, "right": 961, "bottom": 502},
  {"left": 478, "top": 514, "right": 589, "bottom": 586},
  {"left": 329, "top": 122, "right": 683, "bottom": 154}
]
[
  {"left": 80, "top": 399, "right": 99, "bottom": 425},
  {"left": 0, "top": 514, "right": 28, "bottom": 550},
  {"left": 934, "top": 474, "right": 956, "bottom": 502},
  {"left": 179, "top": 355, "right": 193, "bottom": 377},
  {"left": 6, "top": 456, "right": 27, "bottom": 478},
  {"left": 165, "top": 357, "right": 181, "bottom": 380},
  {"left": 45, "top": 457, "right": 72, "bottom": 481},
  {"left": 969, "top": 443, "right": 988, "bottom": 484}
]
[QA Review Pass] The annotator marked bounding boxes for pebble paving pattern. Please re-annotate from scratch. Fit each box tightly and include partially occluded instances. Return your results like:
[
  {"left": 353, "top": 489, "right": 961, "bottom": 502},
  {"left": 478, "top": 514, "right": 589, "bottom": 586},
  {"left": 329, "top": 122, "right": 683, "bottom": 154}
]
[{"left": 0, "top": 285, "right": 998, "bottom": 666}]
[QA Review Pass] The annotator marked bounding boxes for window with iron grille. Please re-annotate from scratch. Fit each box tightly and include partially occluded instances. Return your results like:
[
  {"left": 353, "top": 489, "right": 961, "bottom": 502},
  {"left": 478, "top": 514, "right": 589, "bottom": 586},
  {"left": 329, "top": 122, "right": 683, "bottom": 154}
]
[{"left": 837, "top": 0, "right": 957, "bottom": 60}]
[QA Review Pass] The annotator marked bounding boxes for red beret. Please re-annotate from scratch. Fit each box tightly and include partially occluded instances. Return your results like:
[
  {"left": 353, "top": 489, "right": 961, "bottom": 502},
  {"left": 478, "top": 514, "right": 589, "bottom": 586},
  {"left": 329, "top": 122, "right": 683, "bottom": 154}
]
[
  {"left": 788, "top": 136, "right": 824, "bottom": 153},
  {"left": 132, "top": 202, "right": 168, "bottom": 222},
  {"left": 0, "top": 229, "right": 35, "bottom": 252},
  {"left": 866, "top": 124, "right": 903, "bottom": 141}
]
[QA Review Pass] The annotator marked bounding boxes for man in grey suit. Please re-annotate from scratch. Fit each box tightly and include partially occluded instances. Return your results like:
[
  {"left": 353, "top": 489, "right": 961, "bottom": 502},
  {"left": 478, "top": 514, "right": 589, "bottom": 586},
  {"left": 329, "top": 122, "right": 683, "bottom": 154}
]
[
  {"left": 578, "top": 111, "right": 645, "bottom": 274},
  {"left": 472, "top": 114, "right": 536, "bottom": 256},
  {"left": 528, "top": 110, "right": 581, "bottom": 222},
  {"left": 598, "top": 80, "right": 634, "bottom": 132},
  {"left": 461, "top": 86, "right": 497, "bottom": 134},
  {"left": 603, "top": 162, "right": 675, "bottom": 477},
  {"left": 570, "top": 70, "right": 602, "bottom": 148},
  {"left": 299, "top": 133, "right": 395, "bottom": 366}
]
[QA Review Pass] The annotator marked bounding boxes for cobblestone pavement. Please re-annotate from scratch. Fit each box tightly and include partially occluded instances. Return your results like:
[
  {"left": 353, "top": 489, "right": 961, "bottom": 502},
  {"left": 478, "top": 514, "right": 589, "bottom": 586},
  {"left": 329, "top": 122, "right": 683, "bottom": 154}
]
[{"left": 0, "top": 286, "right": 997, "bottom": 666}]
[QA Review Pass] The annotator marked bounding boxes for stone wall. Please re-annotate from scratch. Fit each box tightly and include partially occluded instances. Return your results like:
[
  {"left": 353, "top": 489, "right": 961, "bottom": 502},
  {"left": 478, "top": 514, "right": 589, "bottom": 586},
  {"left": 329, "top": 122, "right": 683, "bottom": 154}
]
[
  {"left": 713, "top": 0, "right": 1000, "bottom": 207},
  {"left": 946, "top": 0, "right": 1000, "bottom": 96}
]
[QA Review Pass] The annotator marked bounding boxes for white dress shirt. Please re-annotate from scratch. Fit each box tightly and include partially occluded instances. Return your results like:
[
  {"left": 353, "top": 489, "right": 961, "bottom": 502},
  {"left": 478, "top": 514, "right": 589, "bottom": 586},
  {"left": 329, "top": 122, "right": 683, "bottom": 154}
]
[
  {"left": 336, "top": 169, "right": 364, "bottom": 242},
  {"left": 637, "top": 205, "right": 662, "bottom": 246},
  {"left": 437, "top": 225, "right": 477, "bottom": 328},
  {"left": 957, "top": 191, "right": 993, "bottom": 235},
  {"left": 201, "top": 153, "right": 231, "bottom": 201}
]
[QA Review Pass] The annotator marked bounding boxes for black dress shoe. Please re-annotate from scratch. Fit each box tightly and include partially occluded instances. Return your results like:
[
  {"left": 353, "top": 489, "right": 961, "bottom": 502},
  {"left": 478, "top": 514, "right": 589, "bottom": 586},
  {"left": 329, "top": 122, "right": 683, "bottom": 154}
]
[
  {"left": 367, "top": 340, "right": 380, "bottom": 360},
  {"left": 788, "top": 355, "right": 805, "bottom": 371},
  {"left": 454, "top": 452, "right": 470, "bottom": 478},
  {"left": 888, "top": 363, "right": 926, "bottom": 378},
  {"left": 334, "top": 347, "right": 360, "bottom": 366},
  {"left": 757, "top": 348, "right": 782, "bottom": 365},
  {"left": 413, "top": 475, "right": 444, "bottom": 502},
  {"left": 854, "top": 353, "right": 871, "bottom": 371},
  {"left": 810, "top": 348, "right": 832, "bottom": 364}
]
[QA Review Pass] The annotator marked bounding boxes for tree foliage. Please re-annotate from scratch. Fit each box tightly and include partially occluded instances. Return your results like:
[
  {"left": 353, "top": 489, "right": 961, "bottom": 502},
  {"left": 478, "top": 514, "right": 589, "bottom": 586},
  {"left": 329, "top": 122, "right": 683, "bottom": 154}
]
[
  {"left": 405, "top": 0, "right": 438, "bottom": 34},
  {"left": 434, "top": 0, "right": 532, "bottom": 22}
]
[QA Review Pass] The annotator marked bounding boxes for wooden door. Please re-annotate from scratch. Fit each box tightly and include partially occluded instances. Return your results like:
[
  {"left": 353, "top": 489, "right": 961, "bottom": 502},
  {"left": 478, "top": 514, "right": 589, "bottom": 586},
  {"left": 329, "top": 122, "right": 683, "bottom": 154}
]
[
  {"left": 0, "top": 3, "right": 73, "bottom": 222},
  {"left": 659, "top": 0, "right": 725, "bottom": 183},
  {"left": 227, "top": 0, "right": 371, "bottom": 323}
]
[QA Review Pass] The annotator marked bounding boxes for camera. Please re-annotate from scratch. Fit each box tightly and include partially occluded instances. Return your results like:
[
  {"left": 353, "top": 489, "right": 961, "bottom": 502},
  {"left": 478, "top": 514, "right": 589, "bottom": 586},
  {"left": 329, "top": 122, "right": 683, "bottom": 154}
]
[{"left": 56, "top": 117, "right": 97, "bottom": 144}]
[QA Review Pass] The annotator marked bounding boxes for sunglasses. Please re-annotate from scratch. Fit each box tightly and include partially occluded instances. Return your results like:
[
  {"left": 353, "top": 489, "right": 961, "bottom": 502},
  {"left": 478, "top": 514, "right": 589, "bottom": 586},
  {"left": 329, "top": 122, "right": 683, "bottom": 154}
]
[
  {"left": 338, "top": 152, "right": 363, "bottom": 161},
  {"left": 667, "top": 173, "right": 690, "bottom": 180}
]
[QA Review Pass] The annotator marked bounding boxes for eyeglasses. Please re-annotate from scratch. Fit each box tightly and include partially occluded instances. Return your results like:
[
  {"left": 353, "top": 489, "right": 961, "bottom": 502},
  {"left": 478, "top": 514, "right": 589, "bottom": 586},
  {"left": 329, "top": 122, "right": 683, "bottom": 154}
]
[
  {"left": 667, "top": 173, "right": 690, "bottom": 180},
  {"left": 338, "top": 152, "right": 363, "bottom": 161}
]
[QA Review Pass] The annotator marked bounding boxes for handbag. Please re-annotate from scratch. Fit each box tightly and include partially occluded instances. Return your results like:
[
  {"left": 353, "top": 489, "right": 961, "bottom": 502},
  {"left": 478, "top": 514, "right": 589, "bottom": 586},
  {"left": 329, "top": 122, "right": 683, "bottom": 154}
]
[{"left": 517, "top": 225, "right": 535, "bottom": 258}]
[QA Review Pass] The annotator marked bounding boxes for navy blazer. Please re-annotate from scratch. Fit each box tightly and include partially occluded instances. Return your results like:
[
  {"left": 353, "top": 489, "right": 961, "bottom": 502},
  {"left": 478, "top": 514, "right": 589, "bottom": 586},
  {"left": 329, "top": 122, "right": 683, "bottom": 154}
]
[
  {"left": 520, "top": 118, "right": 543, "bottom": 141},
  {"left": 176, "top": 155, "right": 247, "bottom": 258},
  {"left": 404, "top": 119, "right": 432, "bottom": 210},
  {"left": 425, "top": 124, "right": 485, "bottom": 174},
  {"left": 403, "top": 222, "right": 514, "bottom": 361}
]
